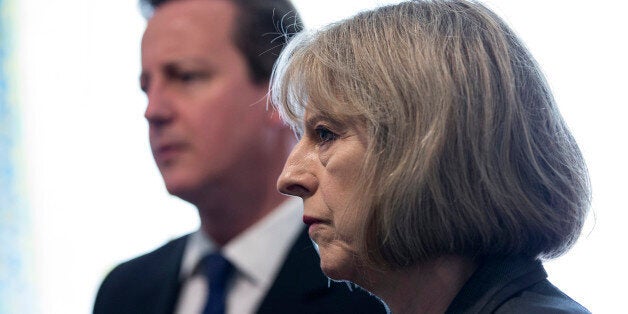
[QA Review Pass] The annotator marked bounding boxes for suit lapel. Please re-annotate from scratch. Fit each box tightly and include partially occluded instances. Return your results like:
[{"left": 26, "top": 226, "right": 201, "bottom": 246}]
[
  {"left": 256, "top": 228, "right": 330, "bottom": 313},
  {"left": 151, "top": 235, "right": 188, "bottom": 314}
]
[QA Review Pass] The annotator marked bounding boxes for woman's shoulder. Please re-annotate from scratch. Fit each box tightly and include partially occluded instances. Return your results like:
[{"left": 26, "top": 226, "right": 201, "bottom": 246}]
[
  {"left": 447, "top": 257, "right": 590, "bottom": 313},
  {"left": 495, "top": 279, "right": 590, "bottom": 313}
]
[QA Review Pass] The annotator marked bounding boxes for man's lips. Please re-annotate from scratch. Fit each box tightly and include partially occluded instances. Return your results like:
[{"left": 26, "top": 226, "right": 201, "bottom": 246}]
[
  {"left": 153, "top": 143, "right": 185, "bottom": 162},
  {"left": 156, "top": 143, "right": 182, "bottom": 153}
]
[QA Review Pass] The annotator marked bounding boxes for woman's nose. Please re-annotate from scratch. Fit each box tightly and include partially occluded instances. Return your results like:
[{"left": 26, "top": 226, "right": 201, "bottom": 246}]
[{"left": 277, "top": 140, "right": 318, "bottom": 198}]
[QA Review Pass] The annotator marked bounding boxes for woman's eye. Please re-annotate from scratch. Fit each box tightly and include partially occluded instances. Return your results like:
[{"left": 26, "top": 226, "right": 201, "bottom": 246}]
[{"left": 314, "top": 126, "right": 337, "bottom": 143}]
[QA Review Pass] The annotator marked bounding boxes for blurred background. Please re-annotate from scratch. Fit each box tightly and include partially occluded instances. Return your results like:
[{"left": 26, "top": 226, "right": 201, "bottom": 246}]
[{"left": 1, "top": 0, "right": 626, "bottom": 313}]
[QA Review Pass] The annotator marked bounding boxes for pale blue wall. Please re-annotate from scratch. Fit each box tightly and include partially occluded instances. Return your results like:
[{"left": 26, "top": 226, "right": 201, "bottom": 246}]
[{"left": 0, "top": 0, "right": 37, "bottom": 312}]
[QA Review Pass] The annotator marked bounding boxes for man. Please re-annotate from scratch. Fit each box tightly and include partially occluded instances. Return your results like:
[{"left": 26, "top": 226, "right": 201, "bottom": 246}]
[{"left": 93, "top": 0, "right": 387, "bottom": 313}]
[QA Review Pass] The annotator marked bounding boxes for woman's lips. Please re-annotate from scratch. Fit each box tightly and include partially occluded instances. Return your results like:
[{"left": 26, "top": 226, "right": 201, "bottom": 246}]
[
  {"left": 303, "top": 215, "right": 325, "bottom": 239},
  {"left": 303, "top": 215, "right": 323, "bottom": 226}
]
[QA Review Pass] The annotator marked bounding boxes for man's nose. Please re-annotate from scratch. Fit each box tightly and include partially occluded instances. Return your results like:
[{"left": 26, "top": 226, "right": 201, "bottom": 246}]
[
  {"left": 277, "top": 139, "right": 318, "bottom": 198},
  {"left": 144, "top": 81, "right": 174, "bottom": 126}
]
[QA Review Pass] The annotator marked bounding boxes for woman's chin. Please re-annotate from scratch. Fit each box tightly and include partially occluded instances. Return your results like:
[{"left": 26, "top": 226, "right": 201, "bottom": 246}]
[{"left": 318, "top": 242, "right": 360, "bottom": 283}]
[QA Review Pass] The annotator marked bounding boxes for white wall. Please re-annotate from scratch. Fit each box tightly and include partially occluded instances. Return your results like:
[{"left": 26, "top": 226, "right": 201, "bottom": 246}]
[
  {"left": 16, "top": 0, "right": 627, "bottom": 313},
  {"left": 18, "top": 1, "right": 195, "bottom": 313}
]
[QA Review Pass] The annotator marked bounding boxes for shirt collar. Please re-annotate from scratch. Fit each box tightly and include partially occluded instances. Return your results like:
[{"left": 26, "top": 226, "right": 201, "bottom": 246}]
[{"left": 180, "top": 198, "right": 304, "bottom": 287}]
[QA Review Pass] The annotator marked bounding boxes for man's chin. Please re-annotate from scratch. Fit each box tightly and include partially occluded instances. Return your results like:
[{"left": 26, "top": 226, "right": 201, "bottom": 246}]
[{"left": 163, "top": 179, "right": 202, "bottom": 203}]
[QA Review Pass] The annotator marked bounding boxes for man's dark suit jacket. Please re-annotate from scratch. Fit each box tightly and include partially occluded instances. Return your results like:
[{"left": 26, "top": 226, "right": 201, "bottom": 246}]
[
  {"left": 93, "top": 228, "right": 387, "bottom": 314},
  {"left": 446, "top": 256, "right": 590, "bottom": 313}
]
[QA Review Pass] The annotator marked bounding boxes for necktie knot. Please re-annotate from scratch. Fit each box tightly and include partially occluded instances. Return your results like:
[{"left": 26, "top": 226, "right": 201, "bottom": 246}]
[{"left": 202, "top": 252, "right": 233, "bottom": 314}]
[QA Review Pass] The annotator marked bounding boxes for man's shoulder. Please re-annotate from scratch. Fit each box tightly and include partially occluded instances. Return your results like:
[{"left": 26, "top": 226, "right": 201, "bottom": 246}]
[
  {"left": 93, "top": 234, "right": 189, "bottom": 314},
  {"left": 101, "top": 234, "right": 188, "bottom": 285},
  {"left": 116, "top": 234, "right": 188, "bottom": 272}
]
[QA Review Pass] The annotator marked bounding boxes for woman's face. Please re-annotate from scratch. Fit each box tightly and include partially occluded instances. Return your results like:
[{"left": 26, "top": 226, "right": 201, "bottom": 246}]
[{"left": 277, "top": 109, "right": 368, "bottom": 282}]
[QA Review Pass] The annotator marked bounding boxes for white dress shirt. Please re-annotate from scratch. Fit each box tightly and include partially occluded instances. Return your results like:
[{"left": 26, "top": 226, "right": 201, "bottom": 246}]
[{"left": 175, "top": 198, "right": 304, "bottom": 314}]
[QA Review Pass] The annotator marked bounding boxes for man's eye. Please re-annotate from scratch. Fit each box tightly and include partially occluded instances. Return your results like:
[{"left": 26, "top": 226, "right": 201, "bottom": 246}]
[
  {"left": 314, "top": 126, "right": 337, "bottom": 143},
  {"left": 176, "top": 72, "right": 205, "bottom": 82},
  {"left": 139, "top": 74, "right": 149, "bottom": 93},
  {"left": 165, "top": 67, "right": 209, "bottom": 83}
]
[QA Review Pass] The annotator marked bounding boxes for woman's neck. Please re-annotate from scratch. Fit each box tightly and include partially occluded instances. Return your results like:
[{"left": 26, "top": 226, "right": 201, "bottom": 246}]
[{"left": 370, "top": 255, "right": 477, "bottom": 314}]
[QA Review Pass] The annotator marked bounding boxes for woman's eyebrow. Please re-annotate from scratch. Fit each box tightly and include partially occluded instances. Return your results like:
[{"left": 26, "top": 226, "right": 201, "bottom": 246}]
[
  {"left": 303, "top": 115, "right": 321, "bottom": 130},
  {"left": 303, "top": 110, "right": 330, "bottom": 127}
]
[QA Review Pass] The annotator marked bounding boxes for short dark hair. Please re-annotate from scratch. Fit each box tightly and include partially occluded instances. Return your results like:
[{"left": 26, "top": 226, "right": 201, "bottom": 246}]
[{"left": 140, "top": 0, "right": 303, "bottom": 84}]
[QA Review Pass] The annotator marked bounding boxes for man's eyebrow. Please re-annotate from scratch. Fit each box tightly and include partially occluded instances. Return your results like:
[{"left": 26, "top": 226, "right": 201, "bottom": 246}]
[{"left": 165, "top": 58, "right": 212, "bottom": 68}]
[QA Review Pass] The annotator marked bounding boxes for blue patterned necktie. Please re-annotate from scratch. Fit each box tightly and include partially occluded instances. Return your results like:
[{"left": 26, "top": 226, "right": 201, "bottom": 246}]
[{"left": 202, "top": 252, "right": 234, "bottom": 314}]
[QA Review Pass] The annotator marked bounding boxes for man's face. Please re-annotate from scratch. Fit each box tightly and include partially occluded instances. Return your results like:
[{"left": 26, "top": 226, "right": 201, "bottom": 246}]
[{"left": 140, "top": 0, "right": 272, "bottom": 202}]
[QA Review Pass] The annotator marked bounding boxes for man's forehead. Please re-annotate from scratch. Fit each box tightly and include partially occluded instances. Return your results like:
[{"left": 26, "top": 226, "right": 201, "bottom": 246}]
[
  {"left": 141, "top": 0, "right": 238, "bottom": 58},
  {"left": 151, "top": 0, "right": 237, "bottom": 20},
  {"left": 144, "top": 0, "right": 237, "bottom": 40}
]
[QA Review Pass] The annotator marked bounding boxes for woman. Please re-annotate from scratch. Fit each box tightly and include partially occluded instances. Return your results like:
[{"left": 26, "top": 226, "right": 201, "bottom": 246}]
[{"left": 271, "top": 0, "right": 591, "bottom": 313}]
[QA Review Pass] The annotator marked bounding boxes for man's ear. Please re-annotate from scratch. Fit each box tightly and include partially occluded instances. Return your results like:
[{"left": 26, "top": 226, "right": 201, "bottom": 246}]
[
  {"left": 257, "top": 80, "right": 289, "bottom": 129},
  {"left": 261, "top": 97, "right": 287, "bottom": 129},
  {"left": 267, "top": 106, "right": 287, "bottom": 128}
]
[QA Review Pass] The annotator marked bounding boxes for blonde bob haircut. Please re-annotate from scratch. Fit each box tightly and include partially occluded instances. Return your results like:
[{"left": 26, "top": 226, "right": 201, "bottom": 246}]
[{"left": 271, "top": 0, "right": 590, "bottom": 269}]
